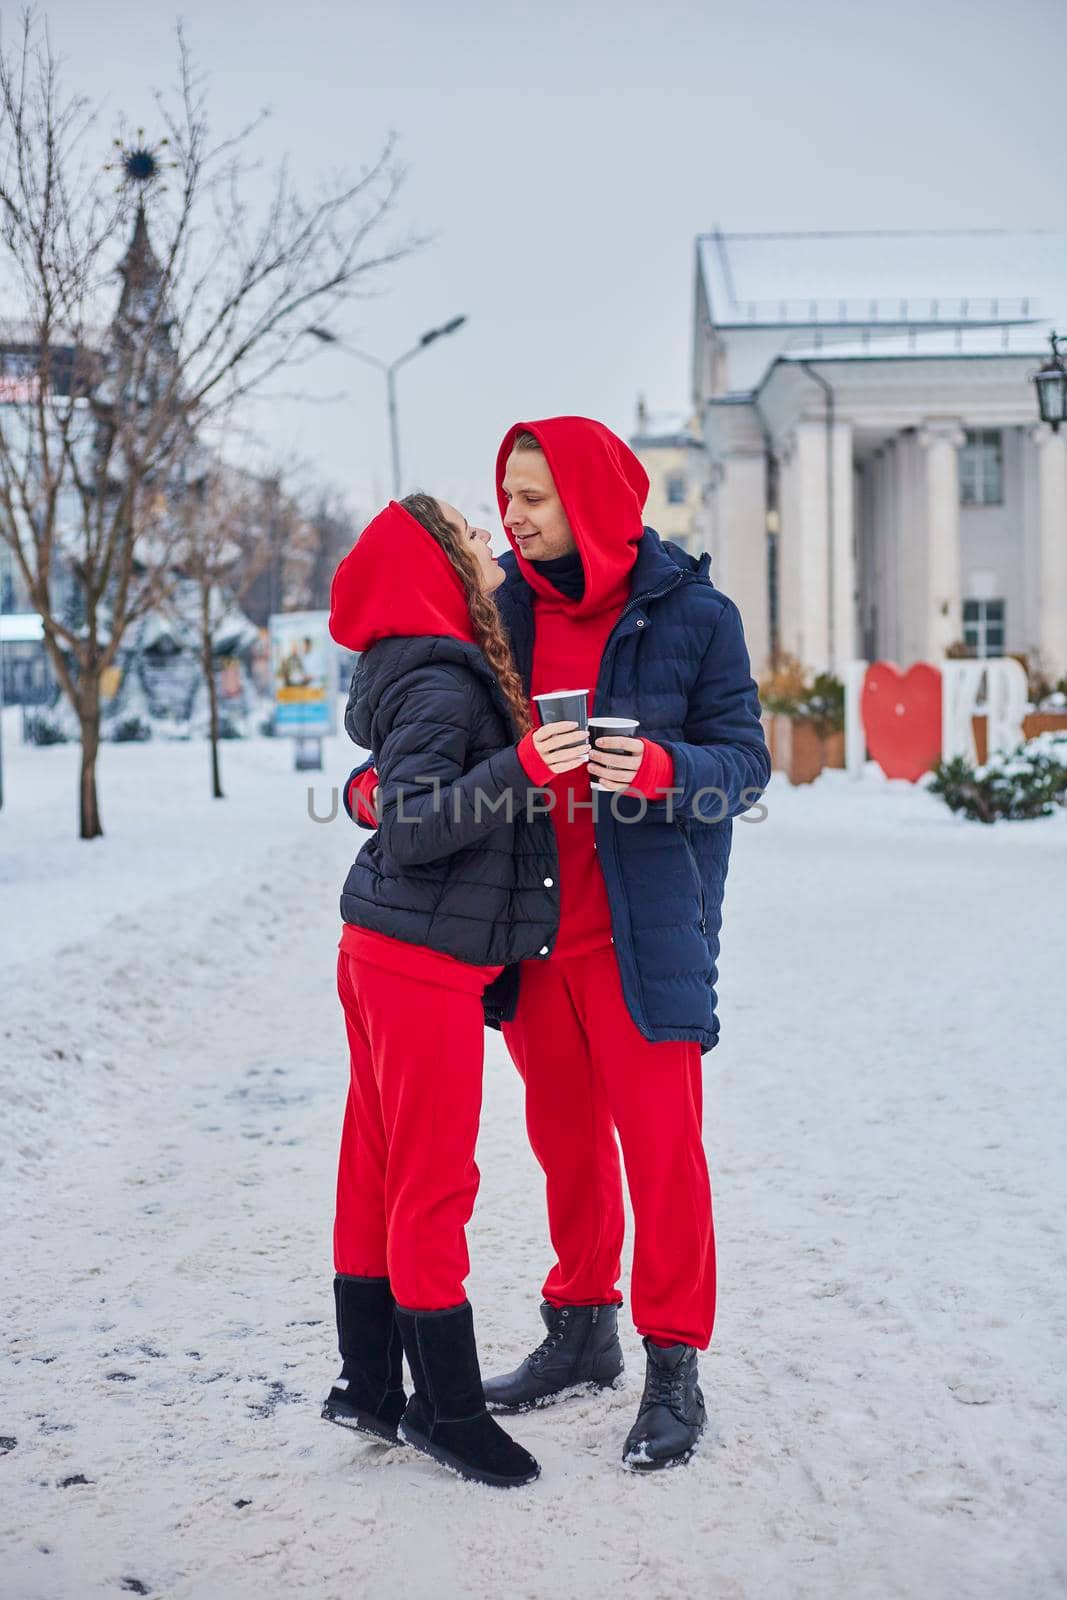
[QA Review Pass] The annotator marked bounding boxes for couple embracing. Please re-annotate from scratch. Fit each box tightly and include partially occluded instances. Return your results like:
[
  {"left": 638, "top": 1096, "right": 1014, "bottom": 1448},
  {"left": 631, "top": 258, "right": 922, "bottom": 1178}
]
[{"left": 323, "top": 416, "right": 770, "bottom": 1488}]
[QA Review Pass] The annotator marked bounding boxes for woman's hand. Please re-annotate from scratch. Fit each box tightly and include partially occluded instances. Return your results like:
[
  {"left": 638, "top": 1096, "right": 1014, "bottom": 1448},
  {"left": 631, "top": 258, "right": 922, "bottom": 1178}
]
[{"left": 531, "top": 720, "right": 590, "bottom": 774}]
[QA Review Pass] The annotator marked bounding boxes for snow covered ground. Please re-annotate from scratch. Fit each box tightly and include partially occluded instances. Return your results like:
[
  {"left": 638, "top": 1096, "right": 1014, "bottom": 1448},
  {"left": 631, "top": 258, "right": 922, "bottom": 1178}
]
[{"left": 2, "top": 706, "right": 1065, "bottom": 1600}]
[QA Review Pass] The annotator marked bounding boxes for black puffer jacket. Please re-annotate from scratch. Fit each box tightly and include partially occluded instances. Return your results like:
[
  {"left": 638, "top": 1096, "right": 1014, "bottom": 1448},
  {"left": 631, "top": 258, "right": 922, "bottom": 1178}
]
[{"left": 340, "top": 634, "right": 560, "bottom": 966}]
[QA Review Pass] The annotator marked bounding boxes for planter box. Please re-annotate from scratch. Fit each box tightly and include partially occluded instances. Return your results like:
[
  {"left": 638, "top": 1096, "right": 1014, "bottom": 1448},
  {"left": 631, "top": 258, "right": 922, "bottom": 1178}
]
[
  {"left": 763, "top": 712, "right": 844, "bottom": 785},
  {"left": 970, "top": 711, "right": 1067, "bottom": 765}
]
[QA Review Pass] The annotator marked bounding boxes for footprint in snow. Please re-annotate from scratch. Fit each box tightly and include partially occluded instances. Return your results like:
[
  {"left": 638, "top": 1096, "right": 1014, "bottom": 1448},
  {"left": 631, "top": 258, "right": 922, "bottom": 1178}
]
[{"left": 248, "top": 1379, "right": 304, "bottom": 1418}]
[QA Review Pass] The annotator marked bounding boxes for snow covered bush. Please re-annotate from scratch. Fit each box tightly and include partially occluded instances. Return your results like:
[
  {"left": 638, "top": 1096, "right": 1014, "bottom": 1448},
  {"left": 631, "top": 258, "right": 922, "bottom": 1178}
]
[
  {"left": 110, "top": 714, "right": 153, "bottom": 743},
  {"left": 929, "top": 732, "right": 1067, "bottom": 823},
  {"left": 795, "top": 671, "right": 845, "bottom": 739},
  {"left": 23, "top": 709, "right": 70, "bottom": 746}
]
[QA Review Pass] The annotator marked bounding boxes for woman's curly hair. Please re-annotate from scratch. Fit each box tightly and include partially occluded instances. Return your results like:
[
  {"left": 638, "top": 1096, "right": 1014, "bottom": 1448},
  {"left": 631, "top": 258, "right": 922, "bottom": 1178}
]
[{"left": 400, "top": 494, "right": 532, "bottom": 737}]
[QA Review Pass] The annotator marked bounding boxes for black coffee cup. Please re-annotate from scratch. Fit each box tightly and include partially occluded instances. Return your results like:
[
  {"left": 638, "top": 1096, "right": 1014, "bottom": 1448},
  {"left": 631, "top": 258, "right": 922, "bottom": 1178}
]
[
  {"left": 533, "top": 689, "right": 590, "bottom": 755},
  {"left": 588, "top": 715, "right": 640, "bottom": 791},
  {"left": 534, "top": 688, "right": 589, "bottom": 727}
]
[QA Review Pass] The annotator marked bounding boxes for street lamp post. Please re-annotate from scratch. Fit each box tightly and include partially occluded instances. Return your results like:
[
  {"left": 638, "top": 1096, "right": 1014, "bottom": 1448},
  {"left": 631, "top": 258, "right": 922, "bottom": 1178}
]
[
  {"left": 1033, "top": 332, "right": 1067, "bottom": 431},
  {"left": 307, "top": 316, "right": 468, "bottom": 498}
]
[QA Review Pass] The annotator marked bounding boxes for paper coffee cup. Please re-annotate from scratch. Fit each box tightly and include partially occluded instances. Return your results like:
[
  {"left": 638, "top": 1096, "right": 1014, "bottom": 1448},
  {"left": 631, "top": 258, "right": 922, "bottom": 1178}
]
[
  {"left": 533, "top": 689, "right": 589, "bottom": 728},
  {"left": 588, "top": 715, "right": 640, "bottom": 791},
  {"left": 533, "top": 689, "right": 590, "bottom": 757}
]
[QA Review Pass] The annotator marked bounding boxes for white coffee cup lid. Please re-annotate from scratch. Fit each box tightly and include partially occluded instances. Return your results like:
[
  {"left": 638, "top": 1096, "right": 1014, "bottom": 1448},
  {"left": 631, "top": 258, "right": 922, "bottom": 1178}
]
[
  {"left": 533, "top": 689, "right": 588, "bottom": 700},
  {"left": 588, "top": 716, "right": 638, "bottom": 726}
]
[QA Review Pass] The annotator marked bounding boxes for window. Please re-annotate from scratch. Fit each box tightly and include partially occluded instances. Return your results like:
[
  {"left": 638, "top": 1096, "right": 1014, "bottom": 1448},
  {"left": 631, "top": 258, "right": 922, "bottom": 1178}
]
[
  {"left": 960, "top": 430, "right": 1003, "bottom": 506},
  {"left": 666, "top": 472, "right": 687, "bottom": 505},
  {"left": 962, "top": 598, "right": 1005, "bottom": 657}
]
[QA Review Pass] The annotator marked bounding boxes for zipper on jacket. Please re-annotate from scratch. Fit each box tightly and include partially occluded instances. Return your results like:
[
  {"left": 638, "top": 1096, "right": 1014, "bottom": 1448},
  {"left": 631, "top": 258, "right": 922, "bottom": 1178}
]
[
  {"left": 612, "top": 567, "right": 687, "bottom": 635},
  {"left": 680, "top": 820, "right": 707, "bottom": 934},
  {"left": 592, "top": 566, "right": 687, "bottom": 725}
]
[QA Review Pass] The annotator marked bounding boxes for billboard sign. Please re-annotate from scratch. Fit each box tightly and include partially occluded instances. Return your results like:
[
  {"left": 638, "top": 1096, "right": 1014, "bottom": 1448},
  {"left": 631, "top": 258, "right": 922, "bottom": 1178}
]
[{"left": 269, "top": 610, "right": 336, "bottom": 738}]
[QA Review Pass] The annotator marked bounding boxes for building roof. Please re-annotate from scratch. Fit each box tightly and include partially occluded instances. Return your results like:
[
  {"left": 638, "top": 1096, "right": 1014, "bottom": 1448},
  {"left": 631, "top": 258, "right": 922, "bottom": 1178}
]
[
  {"left": 630, "top": 404, "right": 704, "bottom": 450},
  {"left": 775, "top": 331, "right": 1050, "bottom": 362},
  {"left": 697, "top": 229, "right": 1067, "bottom": 335}
]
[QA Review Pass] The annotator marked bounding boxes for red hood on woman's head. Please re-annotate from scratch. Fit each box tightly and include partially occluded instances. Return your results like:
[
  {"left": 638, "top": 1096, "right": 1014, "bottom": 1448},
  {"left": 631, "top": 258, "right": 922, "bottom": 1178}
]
[
  {"left": 328, "top": 500, "right": 477, "bottom": 651},
  {"left": 495, "top": 416, "right": 649, "bottom": 616}
]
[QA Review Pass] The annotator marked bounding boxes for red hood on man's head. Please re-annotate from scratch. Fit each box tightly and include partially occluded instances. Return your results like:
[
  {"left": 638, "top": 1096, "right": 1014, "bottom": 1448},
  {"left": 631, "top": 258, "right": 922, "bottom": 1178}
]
[
  {"left": 328, "top": 500, "right": 477, "bottom": 651},
  {"left": 495, "top": 417, "right": 648, "bottom": 616}
]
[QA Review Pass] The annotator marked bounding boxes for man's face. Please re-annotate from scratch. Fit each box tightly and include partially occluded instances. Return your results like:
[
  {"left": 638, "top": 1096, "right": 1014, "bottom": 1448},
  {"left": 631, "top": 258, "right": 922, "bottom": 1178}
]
[{"left": 501, "top": 447, "right": 577, "bottom": 560}]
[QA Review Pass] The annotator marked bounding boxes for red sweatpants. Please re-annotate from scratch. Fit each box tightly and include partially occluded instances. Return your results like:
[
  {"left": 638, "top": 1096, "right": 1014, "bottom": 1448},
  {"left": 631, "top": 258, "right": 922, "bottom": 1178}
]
[
  {"left": 502, "top": 946, "right": 716, "bottom": 1349},
  {"left": 333, "top": 952, "right": 485, "bottom": 1309}
]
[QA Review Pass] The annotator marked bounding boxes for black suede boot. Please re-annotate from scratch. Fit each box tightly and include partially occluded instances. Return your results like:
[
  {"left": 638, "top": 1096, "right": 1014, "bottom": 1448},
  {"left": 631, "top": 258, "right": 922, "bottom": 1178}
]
[
  {"left": 482, "top": 1301, "right": 624, "bottom": 1412},
  {"left": 321, "top": 1274, "right": 407, "bottom": 1442},
  {"left": 394, "top": 1301, "right": 540, "bottom": 1488},
  {"left": 622, "top": 1338, "right": 706, "bottom": 1471}
]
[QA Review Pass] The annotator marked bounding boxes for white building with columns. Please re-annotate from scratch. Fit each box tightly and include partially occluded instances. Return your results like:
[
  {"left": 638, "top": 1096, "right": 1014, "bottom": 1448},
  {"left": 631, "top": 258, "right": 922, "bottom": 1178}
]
[{"left": 692, "top": 230, "right": 1067, "bottom": 681}]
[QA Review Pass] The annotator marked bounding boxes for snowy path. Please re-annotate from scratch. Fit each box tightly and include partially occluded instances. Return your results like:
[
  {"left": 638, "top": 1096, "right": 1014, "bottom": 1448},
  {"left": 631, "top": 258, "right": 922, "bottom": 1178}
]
[{"left": 2, "top": 723, "right": 1066, "bottom": 1599}]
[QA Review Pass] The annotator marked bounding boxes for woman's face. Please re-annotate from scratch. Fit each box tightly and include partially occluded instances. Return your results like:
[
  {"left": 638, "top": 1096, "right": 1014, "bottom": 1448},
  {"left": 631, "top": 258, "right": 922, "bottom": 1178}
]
[{"left": 441, "top": 502, "right": 505, "bottom": 594}]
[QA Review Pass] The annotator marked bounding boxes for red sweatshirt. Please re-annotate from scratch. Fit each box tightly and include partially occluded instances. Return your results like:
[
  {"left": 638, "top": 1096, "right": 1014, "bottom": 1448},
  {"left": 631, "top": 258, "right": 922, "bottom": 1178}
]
[{"left": 495, "top": 417, "right": 675, "bottom": 961}]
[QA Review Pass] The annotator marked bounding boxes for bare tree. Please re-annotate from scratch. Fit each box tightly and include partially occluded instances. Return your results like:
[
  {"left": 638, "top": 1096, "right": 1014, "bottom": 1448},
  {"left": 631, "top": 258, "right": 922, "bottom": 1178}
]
[
  {"left": 0, "top": 11, "right": 417, "bottom": 836},
  {"left": 236, "top": 466, "right": 309, "bottom": 628},
  {"left": 302, "top": 487, "right": 359, "bottom": 613},
  {"left": 172, "top": 463, "right": 260, "bottom": 800},
  {"left": 173, "top": 455, "right": 353, "bottom": 799}
]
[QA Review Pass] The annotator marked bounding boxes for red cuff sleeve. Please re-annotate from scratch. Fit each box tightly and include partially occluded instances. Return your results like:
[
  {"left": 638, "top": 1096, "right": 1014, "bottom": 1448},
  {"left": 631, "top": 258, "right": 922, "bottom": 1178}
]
[
  {"left": 348, "top": 767, "right": 379, "bottom": 826},
  {"left": 629, "top": 738, "right": 675, "bottom": 801},
  {"left": 516, "top": 729, "right": 557, "bottom": 787}
]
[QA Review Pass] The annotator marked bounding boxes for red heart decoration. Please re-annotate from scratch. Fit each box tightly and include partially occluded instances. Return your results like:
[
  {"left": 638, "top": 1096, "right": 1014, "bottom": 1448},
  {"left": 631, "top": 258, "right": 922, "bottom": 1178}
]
[{"left": 861, "top": 662, "right": 943, "bottom": 782}]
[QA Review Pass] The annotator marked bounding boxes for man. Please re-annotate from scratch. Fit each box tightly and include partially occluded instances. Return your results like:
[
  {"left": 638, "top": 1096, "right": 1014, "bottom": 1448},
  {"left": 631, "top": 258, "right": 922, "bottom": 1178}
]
[{"left": 345, "top": 417, "right": 769, "bottom": 1471}]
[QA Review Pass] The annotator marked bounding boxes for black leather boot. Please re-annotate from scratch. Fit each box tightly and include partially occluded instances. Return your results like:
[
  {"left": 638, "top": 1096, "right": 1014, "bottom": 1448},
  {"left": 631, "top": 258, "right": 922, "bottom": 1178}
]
[
  {"left": 394, "top": 1301, "right": 540, "bottom": 1488},
  {"left": 321, "top": 1274, "right": 407, "bottom": 1441},
  {"left": 622, "top": 1338, "right": 705, "bottom": 1470},
  {"left": 482, "top": 1301, "right": 624, "bottom": 1412}
]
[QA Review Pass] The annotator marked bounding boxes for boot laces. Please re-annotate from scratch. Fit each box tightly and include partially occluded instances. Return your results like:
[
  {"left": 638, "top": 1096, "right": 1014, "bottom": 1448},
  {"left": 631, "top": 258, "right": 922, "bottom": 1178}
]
[
  {"left": 528, "top": 1308, "right": 571, "bottom": 1369},
  {"left": 643, "top": 1360, "right": 688, "bottom": 1413}
]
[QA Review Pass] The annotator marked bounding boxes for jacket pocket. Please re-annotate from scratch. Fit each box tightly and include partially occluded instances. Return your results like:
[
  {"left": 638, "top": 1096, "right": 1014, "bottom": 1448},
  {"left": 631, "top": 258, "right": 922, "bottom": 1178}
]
[{"left": 679, "top": 821, "right": 707, "bottom": 935}]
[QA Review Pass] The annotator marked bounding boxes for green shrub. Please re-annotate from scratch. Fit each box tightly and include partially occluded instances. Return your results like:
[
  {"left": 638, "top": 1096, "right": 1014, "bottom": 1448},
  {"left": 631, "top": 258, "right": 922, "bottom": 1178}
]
[
  {"left": 759, "top": 655, "right": 844, "bottom": 735},
  {"left": 797, "top": 672, "right": 845, "bottom": 739},
  {"left": 929, "top": 732, "right": 1067, "bottom": 823}
]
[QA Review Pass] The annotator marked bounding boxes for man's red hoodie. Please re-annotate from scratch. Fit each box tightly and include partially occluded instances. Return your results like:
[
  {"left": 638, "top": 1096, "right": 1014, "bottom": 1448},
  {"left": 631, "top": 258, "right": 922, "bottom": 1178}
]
[{"left": 493, "top": 417, "right": 674, "bottom": 961}]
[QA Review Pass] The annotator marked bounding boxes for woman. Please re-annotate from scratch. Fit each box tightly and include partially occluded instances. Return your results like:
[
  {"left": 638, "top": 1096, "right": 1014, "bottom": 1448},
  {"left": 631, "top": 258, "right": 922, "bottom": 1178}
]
[{"left": 324, "top": 493, "right": 587, "bottom": 1488}]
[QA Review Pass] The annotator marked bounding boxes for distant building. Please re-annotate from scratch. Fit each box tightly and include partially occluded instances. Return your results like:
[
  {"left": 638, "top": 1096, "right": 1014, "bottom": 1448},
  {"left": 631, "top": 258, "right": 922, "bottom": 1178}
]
[
  {"left": 691, "top": 229, "right": 1067, "bottom": 680},
  {"left": 629, "top": 399, "right": 707, "bottom": 556}
]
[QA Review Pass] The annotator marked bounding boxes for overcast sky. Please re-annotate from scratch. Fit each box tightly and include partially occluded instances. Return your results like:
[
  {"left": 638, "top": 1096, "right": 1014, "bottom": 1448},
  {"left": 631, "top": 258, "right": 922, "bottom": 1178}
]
[{"left": 38, "top": 0, "right": 1067, "bottom": 530}]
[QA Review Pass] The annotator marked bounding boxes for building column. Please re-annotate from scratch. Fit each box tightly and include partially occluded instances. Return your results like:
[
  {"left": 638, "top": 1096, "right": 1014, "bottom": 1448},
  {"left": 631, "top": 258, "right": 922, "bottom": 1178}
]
[
  {"left": 714, "top": 449, "right": 769, "bottom": 677},
  {"left": 919, "top": 419, "right": 965, "bottom": 661},
  {"left": 1032, "top": 424, "right": 1067, "bottom": 679},
  {"left": 775, "top": 430, "right": 804, "bottom": 667},
  {"left": 783, "top": 421, "right": 830, "bottom": 671},
  {"left": 829, "top": 418, "right": 857, "bottom": 674}
]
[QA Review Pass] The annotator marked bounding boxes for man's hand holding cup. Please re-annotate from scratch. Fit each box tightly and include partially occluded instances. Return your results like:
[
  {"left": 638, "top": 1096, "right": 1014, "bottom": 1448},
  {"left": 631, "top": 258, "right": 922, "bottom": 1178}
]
[{"left": 588, "top": 716, "right": 643, "bottom": 792}]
